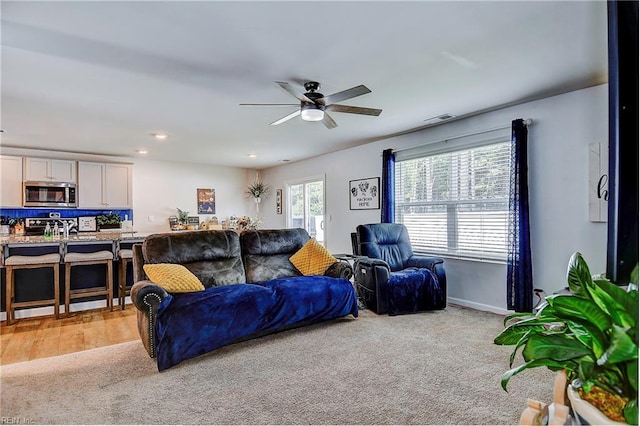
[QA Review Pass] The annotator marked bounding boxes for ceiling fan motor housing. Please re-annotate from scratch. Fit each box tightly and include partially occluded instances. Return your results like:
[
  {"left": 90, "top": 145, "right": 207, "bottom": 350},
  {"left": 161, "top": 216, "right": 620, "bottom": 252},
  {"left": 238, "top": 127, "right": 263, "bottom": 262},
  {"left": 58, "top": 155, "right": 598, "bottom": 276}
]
[{"left": 303, "top": 81, "right": 321, "bottom": 92}]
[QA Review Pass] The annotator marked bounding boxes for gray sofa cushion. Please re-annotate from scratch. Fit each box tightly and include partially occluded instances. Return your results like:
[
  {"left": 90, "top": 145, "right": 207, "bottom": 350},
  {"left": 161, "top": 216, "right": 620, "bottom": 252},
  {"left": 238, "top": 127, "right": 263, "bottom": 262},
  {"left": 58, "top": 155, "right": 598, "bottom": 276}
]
[
  {"left": 142, "top": 230, "right": 246, "bottom": 287},
  {"left": 240, "top": 228, "right": 310, "bottom": 283}
]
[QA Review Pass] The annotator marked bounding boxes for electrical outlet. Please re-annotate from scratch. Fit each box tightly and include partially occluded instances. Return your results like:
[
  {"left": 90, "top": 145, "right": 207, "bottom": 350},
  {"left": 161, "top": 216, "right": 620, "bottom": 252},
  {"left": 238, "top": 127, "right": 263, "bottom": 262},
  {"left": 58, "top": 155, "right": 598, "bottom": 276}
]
[{"left": 148, "top": 215, "right": 154, "bottom": 222}]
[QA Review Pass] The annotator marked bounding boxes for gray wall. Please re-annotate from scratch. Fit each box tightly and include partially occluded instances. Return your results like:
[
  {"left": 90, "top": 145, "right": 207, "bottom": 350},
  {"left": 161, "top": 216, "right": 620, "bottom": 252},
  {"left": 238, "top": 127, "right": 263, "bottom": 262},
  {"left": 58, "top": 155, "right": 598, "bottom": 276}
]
[{"left": 261, "top": 84, "right": 608, "bottom": 313}]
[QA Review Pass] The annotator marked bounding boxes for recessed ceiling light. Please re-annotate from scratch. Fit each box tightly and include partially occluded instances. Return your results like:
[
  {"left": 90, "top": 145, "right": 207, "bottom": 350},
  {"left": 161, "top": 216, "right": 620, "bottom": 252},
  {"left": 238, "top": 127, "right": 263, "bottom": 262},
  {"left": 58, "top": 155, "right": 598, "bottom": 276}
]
[
  {"left": 151, "top": 133, "right": 168, "bottom": 140},
  {"left": 248, "top": 154, "right": 257, "bottom": 158},
  {"left": 136, "top": 149, "right": 148, "bottom": 154}
]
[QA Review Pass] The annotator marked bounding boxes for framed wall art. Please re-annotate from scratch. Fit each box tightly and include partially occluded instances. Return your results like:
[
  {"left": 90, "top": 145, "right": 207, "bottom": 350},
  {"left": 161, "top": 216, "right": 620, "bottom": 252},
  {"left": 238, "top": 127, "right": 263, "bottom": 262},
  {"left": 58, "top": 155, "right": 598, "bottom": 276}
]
[
  {"left": 197, "top": 188, "right": 216, "bottom": 214},
  {"left": 276, "top": 189, "right": 282, "bottom": 214},
  {"left": 349, "top": 177, "right": 380, "bottom": 210}
]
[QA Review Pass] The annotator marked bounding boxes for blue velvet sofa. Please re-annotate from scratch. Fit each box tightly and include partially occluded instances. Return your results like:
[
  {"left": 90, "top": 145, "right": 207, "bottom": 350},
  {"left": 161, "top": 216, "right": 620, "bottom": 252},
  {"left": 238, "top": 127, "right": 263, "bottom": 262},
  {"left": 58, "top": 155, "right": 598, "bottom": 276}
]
[{"left": 130, "top": 228, "right": 357, "bottom": 371}]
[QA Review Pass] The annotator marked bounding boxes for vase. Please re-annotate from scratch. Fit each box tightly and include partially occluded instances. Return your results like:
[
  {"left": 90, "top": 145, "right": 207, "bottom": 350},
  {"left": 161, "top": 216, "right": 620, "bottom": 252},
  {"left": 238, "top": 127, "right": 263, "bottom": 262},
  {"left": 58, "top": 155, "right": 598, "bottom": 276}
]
[{"left": 567, "top": 385, "right": 627, "bottom": 425}]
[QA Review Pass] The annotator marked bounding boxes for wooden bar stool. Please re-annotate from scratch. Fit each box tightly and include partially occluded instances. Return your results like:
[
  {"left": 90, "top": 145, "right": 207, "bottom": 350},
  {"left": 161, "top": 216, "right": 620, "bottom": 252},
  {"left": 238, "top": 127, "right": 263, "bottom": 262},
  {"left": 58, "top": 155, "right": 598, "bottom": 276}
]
[
  {"left": 64, "top": 250, "right": 114, "bottom": 316},
  {"left": 5, "top": 253, "right": 61, "bottom": 325},
  {"left": 118, "top": 249, "right": 133, "bottom": 310}
]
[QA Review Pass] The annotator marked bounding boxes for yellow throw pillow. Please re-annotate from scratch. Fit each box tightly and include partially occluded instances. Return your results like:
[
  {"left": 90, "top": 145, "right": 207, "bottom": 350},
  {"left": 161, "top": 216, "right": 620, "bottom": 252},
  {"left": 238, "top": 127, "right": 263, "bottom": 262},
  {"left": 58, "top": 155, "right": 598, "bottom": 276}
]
[
  {"left": 143, "top": 264, "right": 205, "bottom": 293},
  {"left": 289, "top": 238, "right": 337, "bottom": 276}
]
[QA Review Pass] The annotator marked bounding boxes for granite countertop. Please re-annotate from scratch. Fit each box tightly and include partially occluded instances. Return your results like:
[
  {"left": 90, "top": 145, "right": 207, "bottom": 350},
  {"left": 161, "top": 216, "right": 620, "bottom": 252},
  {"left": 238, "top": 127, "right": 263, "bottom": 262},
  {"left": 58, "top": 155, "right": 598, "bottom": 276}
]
[{"left": 0, "top": 231, "right": 151, "bottom": 246}]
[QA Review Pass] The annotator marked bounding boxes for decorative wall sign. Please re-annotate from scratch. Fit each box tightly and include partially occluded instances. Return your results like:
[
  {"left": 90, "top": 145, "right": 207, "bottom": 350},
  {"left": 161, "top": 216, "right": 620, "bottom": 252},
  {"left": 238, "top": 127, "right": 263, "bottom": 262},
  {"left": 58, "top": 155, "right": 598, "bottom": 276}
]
[
  {"left": 349, "top": 177, "right": 380, "bottom": 210},
  {"left": 197, "top": 188, "right": 216, "bottom": 214},
  {"left": 588, "top": 143, "right": 608, "bottom": 222},
  {"left": 276, "top": 189, "right": 282, "bottom": 214}
]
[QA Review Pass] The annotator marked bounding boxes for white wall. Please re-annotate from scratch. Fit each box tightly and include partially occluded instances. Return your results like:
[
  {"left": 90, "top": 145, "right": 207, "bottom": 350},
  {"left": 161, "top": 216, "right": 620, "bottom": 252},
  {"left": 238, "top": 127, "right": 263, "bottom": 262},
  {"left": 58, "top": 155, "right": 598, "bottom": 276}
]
[
  {"left": 260, "top": 84, "right": 609, "bottom": 313},
  {"left": 131, "top": 158, "right": 254, "bottom": 233}
]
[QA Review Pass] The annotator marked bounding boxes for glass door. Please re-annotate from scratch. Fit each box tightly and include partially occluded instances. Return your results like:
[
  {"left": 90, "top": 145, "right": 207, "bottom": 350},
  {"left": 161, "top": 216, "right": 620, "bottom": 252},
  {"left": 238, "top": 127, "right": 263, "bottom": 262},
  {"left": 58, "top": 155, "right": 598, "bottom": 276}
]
[{"left": 287, "top": 176, "right": 325, "bottom": 246}]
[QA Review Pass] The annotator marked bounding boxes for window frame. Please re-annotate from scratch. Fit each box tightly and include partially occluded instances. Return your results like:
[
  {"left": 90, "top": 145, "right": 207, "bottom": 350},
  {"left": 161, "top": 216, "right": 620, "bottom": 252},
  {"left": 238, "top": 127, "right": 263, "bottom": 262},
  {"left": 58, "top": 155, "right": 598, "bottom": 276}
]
[{"left": 393, "top": 130, "right": 511, "bottom": 262}]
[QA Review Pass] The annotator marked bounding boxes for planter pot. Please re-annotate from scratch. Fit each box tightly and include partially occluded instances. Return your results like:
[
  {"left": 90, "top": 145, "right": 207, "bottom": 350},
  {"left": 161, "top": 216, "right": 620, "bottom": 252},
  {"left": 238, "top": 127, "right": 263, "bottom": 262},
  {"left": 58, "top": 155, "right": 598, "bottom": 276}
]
[
  {"left": 567, "top": 385, "right": 626, "bottom": 425},
  {"left": 99, "top": 224, "right": 121, "bottom": 231}
]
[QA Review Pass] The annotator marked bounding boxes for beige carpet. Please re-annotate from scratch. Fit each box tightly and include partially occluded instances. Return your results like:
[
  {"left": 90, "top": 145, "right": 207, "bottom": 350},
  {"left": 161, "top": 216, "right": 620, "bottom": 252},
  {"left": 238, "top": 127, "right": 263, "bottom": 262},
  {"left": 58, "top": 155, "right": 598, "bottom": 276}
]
[{"left": 1, "top": 305, "right": 554, "bottom": 425}]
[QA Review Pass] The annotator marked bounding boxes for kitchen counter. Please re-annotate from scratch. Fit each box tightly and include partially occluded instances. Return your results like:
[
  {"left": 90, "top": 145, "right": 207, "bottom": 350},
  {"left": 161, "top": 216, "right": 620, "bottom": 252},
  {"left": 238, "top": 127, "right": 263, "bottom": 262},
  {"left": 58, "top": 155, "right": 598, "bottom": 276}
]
[{"left": 0, "top": 231, "right": 150, "bottom": 246}]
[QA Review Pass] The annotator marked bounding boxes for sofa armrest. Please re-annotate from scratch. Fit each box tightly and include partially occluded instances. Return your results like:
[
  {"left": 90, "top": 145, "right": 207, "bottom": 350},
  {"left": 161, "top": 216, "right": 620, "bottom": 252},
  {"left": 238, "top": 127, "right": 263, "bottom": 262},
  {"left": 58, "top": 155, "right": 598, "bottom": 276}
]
[
  {"left": 324, "top": 261, "right": 353, "bottom": 280},
  {"left": 130, "top": 280, "right": 170, "bottom": 358}
]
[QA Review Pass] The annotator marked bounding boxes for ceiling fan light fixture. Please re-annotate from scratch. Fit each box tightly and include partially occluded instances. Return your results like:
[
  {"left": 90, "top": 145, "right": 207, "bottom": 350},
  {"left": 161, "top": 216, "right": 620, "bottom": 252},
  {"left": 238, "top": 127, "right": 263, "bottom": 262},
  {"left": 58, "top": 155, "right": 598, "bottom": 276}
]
[{"left": 300, "top": 104, "right": 325, "bottom": 122}]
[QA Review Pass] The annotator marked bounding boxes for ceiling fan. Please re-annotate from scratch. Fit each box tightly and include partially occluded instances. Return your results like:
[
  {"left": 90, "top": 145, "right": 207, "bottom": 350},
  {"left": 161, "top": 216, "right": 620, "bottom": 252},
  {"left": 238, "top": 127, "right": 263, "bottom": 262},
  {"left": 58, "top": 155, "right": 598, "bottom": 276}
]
[{"left": 240, "top": 81, "right": 382, "bottom": 129}]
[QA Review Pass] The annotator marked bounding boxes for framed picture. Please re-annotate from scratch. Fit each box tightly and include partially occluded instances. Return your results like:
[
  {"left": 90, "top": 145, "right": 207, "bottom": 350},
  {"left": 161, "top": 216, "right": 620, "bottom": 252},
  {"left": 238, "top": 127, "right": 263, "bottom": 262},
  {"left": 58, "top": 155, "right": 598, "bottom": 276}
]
[
  {"left": 349, "top": 177, "right": 380, "bottom": 210},
  {"left": 197, "top": 188, "right": 216, "bottom": 214},
  {"left": 276, "top": 189, "right": 282, "bottom": 214}
]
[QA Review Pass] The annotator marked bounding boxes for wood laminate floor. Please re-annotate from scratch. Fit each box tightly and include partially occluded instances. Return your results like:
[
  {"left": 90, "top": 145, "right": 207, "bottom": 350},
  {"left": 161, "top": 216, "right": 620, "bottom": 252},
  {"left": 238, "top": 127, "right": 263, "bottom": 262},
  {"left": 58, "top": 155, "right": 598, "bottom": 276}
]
[{"left": 1, "top": 306, "right": 138, "bottom": 365}]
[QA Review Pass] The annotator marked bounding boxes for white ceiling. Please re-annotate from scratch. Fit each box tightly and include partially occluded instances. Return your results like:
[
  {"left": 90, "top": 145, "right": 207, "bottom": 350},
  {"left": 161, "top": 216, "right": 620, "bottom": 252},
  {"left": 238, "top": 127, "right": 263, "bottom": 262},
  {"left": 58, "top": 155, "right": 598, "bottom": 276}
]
[{"left": 1, "top": 1, "right": 608, "bottom": 169}]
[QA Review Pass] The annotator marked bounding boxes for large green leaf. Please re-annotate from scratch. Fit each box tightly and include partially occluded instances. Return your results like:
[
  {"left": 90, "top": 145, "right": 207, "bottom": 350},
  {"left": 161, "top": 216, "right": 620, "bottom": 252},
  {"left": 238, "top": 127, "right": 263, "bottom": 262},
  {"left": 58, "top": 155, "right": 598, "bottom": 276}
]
[
  {"left": 500, "top": 358, "right": 575, "bottom": 391},
  {"left": 522, "top": 333, "right": 593, "bottom": 362},
  {"left": 624, "top": 399, "right": 638, "bottom": 425},
  {"left": 631, "top": 264, "right": 639, "bottom": 286},
  {"left": 597, "top": 325, "right": 638, "bottom": 365},
  {"left": 494, "top": 316, "right": 560, "bottom": 345},
  {"left": 629, "top": 359, "right": 638, "bottom": 393},
  {"left": 565, "top": 319, "right": 606, "bottom": 358},
  {"left": 586, "top": 278, "right": 635, "bottom": 328},
  {"left": 503, "top": 312, "right": 536, "bottom": 327},
  {"left": 567, "top": 252, "right": 592, "bottom": 297},
  {"left": 547, "top": 295, "right": 611, "bottom": 333}
]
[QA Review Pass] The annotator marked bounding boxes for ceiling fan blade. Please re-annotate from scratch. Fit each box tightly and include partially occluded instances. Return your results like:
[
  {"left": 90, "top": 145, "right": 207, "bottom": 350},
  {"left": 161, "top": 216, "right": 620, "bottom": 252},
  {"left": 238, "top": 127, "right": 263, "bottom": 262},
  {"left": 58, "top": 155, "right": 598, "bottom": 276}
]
[
  {"left": 319, "top": 85, "right": 371, "bottom": 105},
  {"left": 275, "top": 81, "right": 313, "bottom": 103},
  {"left": 270, "top": 110, "right": 301, "bottom": 126},
  {"left": 322, "top": 113, "right": 338, "bottom": 129},
  {"left": 326, "top": 104, "right": 382, "bottom": 116},
  {"left": 240, "top": 103, "right": 299, "bottom": 107}
]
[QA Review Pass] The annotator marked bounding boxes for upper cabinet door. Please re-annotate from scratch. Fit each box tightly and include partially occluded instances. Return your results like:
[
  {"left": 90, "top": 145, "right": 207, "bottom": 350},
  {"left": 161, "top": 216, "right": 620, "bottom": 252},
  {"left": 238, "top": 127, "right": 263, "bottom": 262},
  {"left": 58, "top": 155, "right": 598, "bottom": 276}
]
[
  {"left": 104, "top": 163, "right": 132, "bottom": 208},
  {"left": 77, "top": 162, "right": 106, "bottom": 208},
  {"left": 24, "top": 157, "right": 77, "bottom": 182},
  {"left": 0, "top": 155, "right": 24, "bottom": 207},
  {"left": 77, "top": 161, "right": 132, "bottom": 208}
]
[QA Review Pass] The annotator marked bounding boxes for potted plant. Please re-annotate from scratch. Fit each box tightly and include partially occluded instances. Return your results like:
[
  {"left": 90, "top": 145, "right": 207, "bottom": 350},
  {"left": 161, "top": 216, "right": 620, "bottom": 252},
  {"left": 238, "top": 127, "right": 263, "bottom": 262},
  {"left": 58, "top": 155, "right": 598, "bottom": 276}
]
[
  {"left": 246, "top": 180, "right": 270, "bottom": 201},
  {"left": 96, "top": 212, "right": 122, "bottom": 230},
  {"left": 494, "top": 252, "right": 638, "bottom": 425},
  {"left": 175, "top": 208, "right": 189, "bottom": 229}
]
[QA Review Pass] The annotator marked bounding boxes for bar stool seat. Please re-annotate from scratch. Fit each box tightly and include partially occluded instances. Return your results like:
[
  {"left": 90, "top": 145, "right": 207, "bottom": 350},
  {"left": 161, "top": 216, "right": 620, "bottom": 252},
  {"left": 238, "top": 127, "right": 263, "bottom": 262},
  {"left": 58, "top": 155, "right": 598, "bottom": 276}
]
[
  {"left": 64, "top": 250, "right": 114, "bottom": 316},
  {"left": 118, "top": 249, "right": 133, "bottom": 310},
  {"left": 5, "top": 253, "right": 61, "bottom": 325}
]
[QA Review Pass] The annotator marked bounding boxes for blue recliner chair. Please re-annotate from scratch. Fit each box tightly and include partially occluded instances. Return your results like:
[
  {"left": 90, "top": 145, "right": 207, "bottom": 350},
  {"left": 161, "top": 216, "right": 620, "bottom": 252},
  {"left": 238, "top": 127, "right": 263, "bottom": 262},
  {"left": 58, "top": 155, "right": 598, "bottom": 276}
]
[{"left": 353, "top": 223, "right": 446, "bottom": 315}]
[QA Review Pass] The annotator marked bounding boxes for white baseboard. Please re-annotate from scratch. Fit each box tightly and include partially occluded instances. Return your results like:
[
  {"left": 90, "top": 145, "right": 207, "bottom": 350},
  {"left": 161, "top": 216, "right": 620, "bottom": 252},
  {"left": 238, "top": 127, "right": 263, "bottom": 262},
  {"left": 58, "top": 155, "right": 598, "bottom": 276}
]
[
  {"left": 1, "top": 297, "right": 132, "bottom": 321},
  {"left": 447, "top": 297, "right": 512, "bottom": 316},
  {"left": 4, "top": 296, "right": 508, "bottom": 320}
]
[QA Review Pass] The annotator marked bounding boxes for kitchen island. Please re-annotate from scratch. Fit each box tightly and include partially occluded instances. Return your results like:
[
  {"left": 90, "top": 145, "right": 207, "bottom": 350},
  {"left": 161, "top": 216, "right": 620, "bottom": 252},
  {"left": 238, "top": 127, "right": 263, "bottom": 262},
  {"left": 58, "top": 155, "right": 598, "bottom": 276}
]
[{"left": 1, "top": 231, "right": 150, "bottom": 321}]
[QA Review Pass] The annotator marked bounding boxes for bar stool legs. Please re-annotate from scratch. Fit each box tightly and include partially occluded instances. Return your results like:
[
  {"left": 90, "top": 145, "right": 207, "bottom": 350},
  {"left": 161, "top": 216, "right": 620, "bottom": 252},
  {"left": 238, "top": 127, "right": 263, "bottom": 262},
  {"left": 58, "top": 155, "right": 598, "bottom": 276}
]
[
  {"left": 4, "top": 254, "right": 61, "bottom": 325},
  {"left": 64, "top": 251, "right": 114, "bottom": 317},
  {"left": 118, "top": 249, "right": 133, "bottom": 310}
]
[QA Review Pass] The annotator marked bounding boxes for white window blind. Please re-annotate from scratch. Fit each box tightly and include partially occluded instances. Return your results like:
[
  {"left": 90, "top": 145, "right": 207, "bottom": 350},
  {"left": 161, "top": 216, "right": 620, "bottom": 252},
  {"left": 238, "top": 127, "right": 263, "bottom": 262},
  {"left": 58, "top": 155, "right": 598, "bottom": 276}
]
[{"left": 394, "top": 139, "right": 511, "bottom": 261}]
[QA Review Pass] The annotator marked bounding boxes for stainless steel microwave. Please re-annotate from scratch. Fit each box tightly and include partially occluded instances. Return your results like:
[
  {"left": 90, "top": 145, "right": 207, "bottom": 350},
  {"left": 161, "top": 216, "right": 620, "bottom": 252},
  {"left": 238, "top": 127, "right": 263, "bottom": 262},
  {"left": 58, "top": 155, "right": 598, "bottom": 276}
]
[{"left": 23, "top": 181, "right": 77, "bottom": 208}]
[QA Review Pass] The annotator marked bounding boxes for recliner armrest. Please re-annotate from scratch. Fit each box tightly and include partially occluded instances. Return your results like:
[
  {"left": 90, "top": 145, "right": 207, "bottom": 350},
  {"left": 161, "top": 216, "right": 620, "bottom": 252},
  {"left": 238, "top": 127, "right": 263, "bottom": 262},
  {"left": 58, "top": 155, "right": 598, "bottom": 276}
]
[
  {"left": 406, "top": 255, "right": 444, "bottom": 270},
  {"left": 354, "top": 257, "right": 390, "bottom": 270},
  {"left": 406, "top": 255, "right": 447, "bottom": 304}
]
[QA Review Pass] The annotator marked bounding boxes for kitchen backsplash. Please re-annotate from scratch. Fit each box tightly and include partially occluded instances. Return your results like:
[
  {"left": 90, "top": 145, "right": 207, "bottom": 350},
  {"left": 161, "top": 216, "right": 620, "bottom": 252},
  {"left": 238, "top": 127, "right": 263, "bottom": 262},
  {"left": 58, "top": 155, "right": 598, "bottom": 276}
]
[{"left": 0, "top": 208, "right": 133, "bottom": 223}]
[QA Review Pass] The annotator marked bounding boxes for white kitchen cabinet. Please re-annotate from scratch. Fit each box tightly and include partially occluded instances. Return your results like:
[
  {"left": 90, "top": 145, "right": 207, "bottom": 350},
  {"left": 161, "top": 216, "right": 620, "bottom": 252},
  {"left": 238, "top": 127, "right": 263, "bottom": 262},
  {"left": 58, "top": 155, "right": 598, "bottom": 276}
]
[
  {"left": 1, "top": 155, "right": 24, "bottom": 207},
  {"left": 24, "top": 157, "right": 77, "bottom": 182},
  {"left": 78, "top": 162, "right": 132, "bottom": 208}
]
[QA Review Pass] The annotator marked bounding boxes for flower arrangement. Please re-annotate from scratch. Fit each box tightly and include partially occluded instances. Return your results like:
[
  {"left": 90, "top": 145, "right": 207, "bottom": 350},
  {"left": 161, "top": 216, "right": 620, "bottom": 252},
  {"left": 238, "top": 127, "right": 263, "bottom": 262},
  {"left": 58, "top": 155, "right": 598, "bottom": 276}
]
[{"left": 236, "top": 216, "right": 261, "bottom": 231}]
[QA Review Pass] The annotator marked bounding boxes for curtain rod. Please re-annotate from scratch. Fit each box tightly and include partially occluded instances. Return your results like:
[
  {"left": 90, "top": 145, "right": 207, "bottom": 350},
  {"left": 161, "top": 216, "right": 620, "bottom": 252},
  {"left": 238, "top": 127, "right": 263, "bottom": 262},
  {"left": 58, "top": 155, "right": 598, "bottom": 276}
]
[{"left": 392, "top": 118, "right": 533, "bottom": 154}]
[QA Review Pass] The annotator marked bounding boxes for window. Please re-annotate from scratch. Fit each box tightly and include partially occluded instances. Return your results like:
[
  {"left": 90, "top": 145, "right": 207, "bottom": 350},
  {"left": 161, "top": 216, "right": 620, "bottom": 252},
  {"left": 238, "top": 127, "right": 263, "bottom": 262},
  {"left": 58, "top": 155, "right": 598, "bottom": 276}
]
[
  {"left": 286, "top": 176, "right": 326, "bottom": 246},
  {"left": 394, "top": 138, "right": 511, "bottom": 261}
]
